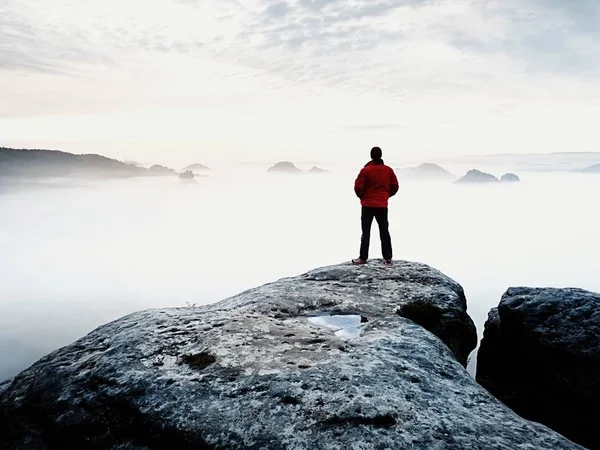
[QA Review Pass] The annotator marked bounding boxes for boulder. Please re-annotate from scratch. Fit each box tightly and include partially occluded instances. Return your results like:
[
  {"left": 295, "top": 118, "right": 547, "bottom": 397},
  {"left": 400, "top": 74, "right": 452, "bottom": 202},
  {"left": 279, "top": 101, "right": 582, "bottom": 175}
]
[
  {"left": 267, "top": 161, "right": 302, "bottom": 173},
  {"left": 0, "top": 263, "right": 581, "bottom": 449},
  {"left": 477, "top": 287, "right": 600, "bottom": 449},
  {"left": 454, "top": 169, "right": 499, "bottom": 184},
  {"left": 500, "top": 173, "right": 520, "bottom": 182},
  {"left": 397, "top": 163, "right": 455, "bottom": 181}
]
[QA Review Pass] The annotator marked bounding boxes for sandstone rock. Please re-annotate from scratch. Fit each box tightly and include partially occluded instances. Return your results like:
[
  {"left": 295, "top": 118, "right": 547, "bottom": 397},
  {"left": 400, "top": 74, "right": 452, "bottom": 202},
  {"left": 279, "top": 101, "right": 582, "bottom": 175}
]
[
  {"left": 178, "top": 170, "right": 195, "bottom": 180},
  {"left": 454, "top": 169, "right": 499, "bottom": 184},
  {"left": 267, "top": 161, "right": 301, "bottom": 173},
  {"left": 500, "top": 173, "right": 520, "bottom": 182},
  {"left": 0, "top": 263, "right": 581, "bottom": 449},
  {"left": 477, "top": 287, "right": 600, "bottom": 449},
  {"left": 183, "top": 163, "right": 211, "bottom": 172}
]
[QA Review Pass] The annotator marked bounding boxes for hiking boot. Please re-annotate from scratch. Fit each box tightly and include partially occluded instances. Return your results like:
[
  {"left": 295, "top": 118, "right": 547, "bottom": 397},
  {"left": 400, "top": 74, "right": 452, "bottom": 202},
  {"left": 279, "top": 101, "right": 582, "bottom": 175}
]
[
  {"left": 352, "top": 258, "right": 368, "bottom": 265},
  {"left": 384, "top": 259, "right": 393, "bottom": 266}
]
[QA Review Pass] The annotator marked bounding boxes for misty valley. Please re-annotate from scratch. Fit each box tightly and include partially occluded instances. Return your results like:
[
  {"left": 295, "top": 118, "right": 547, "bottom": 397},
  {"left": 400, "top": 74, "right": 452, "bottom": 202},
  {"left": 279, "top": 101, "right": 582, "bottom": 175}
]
[{"left": 1, "top": 150, "right": 599, "bottom": 382}]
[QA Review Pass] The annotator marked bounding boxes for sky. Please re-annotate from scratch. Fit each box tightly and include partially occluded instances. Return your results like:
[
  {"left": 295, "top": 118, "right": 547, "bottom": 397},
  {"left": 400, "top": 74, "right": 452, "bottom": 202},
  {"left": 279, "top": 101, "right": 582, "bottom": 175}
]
[{"left": 1, "top": 0, "right": 599, "bottom": 166}]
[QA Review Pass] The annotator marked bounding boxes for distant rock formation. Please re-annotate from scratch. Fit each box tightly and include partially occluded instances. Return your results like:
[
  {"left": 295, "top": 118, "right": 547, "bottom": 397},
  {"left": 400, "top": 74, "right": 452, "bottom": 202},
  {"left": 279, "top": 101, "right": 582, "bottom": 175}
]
[
  {"left": 124, "top": 160, "right": 144, "bottom": 168},
  {"left": 309, "top": 166, "right": 329, "bottom": 173},
  {"left": 454, "top": 169, "right": 499, "bottom": 184},
  {"left": 267, "top": 161, "right": 302, "bottom": 173},
  {"left": 0, "top": 147, "right": 148, "bottom": 179},
  {"left": 459, "top": 152, "right": 600, "bottom": 173},
  {"left": 183, "top": 163, "right": 211, "bottom": 172},
  {"left": 149, "top": 165, "right": 177, "bottom": 176},
  {"left": 500, "top": 173, "right": 520, "bottom": 182},
  {"left": 397, "top": 163, "right": 454, "bottom": 181},
  {"left": 0, "top": 262, "right": 580, "bottom": 449},
  {"left": 477, "top": 287, "right": 600, "bottom": 449},
  {"left": 577, "top": 163, "right": 600, "bottom": 173},
  {"left": 178, "top": 170, "right": 194, "bottom": 180}
]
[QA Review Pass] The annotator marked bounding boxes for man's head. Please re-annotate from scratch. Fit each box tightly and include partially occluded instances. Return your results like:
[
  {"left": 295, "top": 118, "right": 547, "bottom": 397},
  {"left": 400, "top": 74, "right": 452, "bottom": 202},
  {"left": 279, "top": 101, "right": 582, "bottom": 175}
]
[{"left": 370, "top": 146, "right": 383, "bottom": 160}]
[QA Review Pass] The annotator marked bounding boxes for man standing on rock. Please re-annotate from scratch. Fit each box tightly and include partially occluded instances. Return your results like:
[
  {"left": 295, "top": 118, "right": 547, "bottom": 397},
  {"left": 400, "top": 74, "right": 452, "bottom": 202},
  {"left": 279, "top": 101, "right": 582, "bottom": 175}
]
[{"left": 352, "top": 146, "right": 399, "bottom": 266}]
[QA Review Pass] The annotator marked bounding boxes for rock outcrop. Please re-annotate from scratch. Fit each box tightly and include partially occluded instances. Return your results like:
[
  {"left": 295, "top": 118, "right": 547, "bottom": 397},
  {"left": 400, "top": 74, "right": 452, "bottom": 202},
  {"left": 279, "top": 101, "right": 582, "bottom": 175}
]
[
  {"left": 149, "top": 165, "right": 177, "bottom": 176},
  {"left": 454, "top": 169, "right": 499, "bottom": 184},
  {"left": 0, "top": 263, "right": 581, "bottom": 449},
  {"left": 397, "top": 163, "right": 455, "bottom": 181},
  {"left": 267, "top": 161, "right": 302, "bottom": 173},
  {"left": 577, "top": 163, "right": 600, "bottom": 173},
  {"left": 183, "top": 163, "right": 211, "bottom": 172},
  {"left": 178, "top": 170, "right": 195, "bottom": 180},
  {"left": 477, "top": 287, "right": 600, "bottom": 450},
  {"left": 500, "top": 173, "right": 520, "bottom": 182}
]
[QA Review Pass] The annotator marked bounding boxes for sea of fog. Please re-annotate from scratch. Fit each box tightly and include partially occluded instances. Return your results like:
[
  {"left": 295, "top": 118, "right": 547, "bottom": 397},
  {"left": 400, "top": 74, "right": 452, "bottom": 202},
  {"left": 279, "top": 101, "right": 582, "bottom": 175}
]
[{"left": 1, "top": 165, "right": 599, "bottom": 381}]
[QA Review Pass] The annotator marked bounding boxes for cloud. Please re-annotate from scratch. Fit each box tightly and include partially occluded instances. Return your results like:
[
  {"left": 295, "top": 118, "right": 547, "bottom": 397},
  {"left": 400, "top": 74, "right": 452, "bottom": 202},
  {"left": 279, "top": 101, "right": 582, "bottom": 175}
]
[
  {"left": 0, "top": 4, "right": 110, "bottom": 73},
  {"left": 265, "top": 2, "right": 292, "bottom": 18},
  {"left": 3, "top": 0, "right": 598, "bottom": 81},
  {"left": 1, "top": 0, "right": 600, "bottom": 160}
]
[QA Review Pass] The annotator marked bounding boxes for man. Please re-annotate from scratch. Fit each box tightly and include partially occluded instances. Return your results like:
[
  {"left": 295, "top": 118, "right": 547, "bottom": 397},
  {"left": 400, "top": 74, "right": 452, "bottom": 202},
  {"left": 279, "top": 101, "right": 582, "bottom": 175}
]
[{"left": 352, "top": 147, "right": 399, "bottom": 265}]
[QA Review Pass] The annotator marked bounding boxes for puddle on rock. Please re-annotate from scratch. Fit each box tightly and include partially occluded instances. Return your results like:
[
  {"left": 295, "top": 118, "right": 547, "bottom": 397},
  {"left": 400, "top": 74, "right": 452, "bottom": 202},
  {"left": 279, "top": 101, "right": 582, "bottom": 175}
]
[{"left": 307, "top": 315, "right": 362, "bottom": 338}]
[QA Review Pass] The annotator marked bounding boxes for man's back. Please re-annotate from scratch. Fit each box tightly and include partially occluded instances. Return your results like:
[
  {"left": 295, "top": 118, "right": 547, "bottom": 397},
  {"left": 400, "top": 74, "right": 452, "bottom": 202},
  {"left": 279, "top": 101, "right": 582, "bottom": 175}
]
[
  {"left": 354, "top": 161, "right": 399, "bottom": 208},
  {"left": 352, "top": 146, "right": 397, "bottom": 265}
]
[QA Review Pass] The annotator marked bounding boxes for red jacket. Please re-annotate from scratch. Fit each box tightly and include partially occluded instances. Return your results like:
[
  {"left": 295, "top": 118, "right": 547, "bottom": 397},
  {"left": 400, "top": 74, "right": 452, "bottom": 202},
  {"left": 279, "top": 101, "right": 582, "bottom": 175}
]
[{"left": 354, "top": 160, "right": 399, "bottom": 208}]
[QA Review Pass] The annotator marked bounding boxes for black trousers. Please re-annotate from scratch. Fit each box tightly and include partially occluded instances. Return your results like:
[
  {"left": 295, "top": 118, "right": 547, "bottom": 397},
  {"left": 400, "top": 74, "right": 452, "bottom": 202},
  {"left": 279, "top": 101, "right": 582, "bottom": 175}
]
[{"left": 360, "top": 207, "right": 392, "bottom": 260}]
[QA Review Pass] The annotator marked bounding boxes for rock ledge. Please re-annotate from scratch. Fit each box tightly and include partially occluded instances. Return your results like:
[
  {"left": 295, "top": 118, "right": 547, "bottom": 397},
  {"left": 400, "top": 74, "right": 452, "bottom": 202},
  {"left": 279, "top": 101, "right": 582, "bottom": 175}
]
[{"left": 0, "top": 263, "right": 582, "bottom": 449}]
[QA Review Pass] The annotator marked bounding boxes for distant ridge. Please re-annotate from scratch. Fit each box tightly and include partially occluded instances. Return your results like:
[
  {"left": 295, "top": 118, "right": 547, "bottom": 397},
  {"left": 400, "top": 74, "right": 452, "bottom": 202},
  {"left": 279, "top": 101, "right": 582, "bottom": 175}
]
[
  {"left": 0, "top": 147, "right": 148, "bottom": 178},
  {"left": 124, "top": 160, "right": 144, "bottom": 168},
  {"left": 0, "top": 147, "right": 187, "bottom": 179}
]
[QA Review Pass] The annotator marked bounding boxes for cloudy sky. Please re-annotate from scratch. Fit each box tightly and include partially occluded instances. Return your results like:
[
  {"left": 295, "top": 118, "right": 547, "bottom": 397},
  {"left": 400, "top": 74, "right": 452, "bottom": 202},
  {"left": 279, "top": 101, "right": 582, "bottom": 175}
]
[{"left": 1, "top": 0, "right": 599, "bottom": 166}]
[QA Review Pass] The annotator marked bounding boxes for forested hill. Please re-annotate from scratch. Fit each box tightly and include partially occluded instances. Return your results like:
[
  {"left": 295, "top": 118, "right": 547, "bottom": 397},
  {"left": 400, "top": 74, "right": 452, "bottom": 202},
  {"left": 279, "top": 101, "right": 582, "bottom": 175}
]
[{"left": 0, "top": 147, "right": 148, "bottom": 178}]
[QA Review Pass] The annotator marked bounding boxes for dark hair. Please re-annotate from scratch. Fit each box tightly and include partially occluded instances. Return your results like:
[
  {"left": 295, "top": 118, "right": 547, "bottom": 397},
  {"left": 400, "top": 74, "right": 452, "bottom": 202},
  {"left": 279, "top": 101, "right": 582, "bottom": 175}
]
[{"left": 370, "top": 147, "right": 382, "bottom": 160}]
